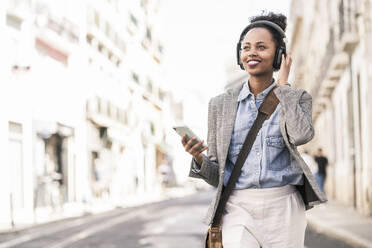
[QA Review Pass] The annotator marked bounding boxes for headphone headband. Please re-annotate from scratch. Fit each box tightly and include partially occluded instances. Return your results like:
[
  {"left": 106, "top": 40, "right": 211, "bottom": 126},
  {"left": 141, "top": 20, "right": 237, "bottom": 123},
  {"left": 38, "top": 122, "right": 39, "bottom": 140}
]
[
  {"left": 239, "top": 20, "right": 286, "bottom": 43},
  {"left": 249, "top": 20, "right": 286, "bottom": 38}
]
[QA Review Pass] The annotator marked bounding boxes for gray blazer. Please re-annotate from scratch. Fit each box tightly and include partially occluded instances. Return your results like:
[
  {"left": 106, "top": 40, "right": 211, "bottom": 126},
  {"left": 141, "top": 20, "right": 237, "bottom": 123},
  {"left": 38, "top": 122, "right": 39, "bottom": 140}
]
[{"left": 189, "top": 82, "right": 327, "bottom": 225}]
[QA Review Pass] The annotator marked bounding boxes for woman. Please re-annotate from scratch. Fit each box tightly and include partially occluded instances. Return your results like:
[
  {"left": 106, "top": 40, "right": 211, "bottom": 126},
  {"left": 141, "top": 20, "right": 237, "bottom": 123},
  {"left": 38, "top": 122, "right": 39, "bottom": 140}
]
[{"left": 181, "top": 12, "right": 326, "bottom": 247}]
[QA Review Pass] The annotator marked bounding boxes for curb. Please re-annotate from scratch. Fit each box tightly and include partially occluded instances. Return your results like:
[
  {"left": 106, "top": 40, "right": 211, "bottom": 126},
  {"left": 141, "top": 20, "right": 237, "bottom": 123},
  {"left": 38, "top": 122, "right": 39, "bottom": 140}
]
[{"left": 307, "top": 216, "right": 372, "bottom": 248}]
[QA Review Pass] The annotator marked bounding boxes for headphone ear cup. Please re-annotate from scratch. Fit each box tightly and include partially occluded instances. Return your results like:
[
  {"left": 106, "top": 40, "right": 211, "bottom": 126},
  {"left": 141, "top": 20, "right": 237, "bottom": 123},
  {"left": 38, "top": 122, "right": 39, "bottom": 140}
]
[
  {"left": 273, "top": 47, "right": 282, "bottom": 70},
  {"left": 239, "top": 50, "right": 244, "bottom": 70},
  {"left": 236, "top": 43, "right": 244, "bottom": 70}
]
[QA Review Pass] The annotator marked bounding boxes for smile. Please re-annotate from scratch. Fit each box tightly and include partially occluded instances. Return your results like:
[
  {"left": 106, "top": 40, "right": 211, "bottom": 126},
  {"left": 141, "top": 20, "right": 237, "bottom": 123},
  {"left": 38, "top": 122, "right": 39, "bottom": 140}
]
[{"left": 247, "top": 60, "right": 261, "bottom": 66}]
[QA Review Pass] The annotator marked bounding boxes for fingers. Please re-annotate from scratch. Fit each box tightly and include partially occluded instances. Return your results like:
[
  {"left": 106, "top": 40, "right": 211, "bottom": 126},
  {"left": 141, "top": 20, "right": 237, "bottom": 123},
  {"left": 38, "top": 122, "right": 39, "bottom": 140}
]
[
  {"left": 185, "top": 137, "right": 201, "bottom": 152},
  {"left": 280, "top": 54, "right": 285, "bottom": 69},
  {"left": 277, "top": 52, "right": 292, "bottom": 86},
  {"left": 282, "top": 52, "right": 292, "bottom": 65},
  {"left": 280, "top": 53, "right": 292, "bottom": 75},
  {"left": 189, "top": 139, "right": 207, "bottom": 154},
  {"left": 286, "top": 51, "right": 292, "bottom": 66},
  {"left": 198, "top": 145, "right": 208, "bottom": 153},
  {"left": 181, "top": 135, "right": 208, "bottom": 156}
]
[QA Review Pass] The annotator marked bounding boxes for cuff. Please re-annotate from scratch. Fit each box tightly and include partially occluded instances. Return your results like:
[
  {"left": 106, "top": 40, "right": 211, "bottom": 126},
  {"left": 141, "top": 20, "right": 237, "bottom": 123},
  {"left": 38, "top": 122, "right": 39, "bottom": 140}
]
[{"left": 191, "top": 158, "right": 202, "bottom": 173}]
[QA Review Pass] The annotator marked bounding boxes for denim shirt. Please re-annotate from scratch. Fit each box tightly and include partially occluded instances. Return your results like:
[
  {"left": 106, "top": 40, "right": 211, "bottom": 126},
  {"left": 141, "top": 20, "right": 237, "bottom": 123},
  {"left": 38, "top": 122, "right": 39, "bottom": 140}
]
[{"left": 223, "top": 80, "right": 303, "bottom": 189}]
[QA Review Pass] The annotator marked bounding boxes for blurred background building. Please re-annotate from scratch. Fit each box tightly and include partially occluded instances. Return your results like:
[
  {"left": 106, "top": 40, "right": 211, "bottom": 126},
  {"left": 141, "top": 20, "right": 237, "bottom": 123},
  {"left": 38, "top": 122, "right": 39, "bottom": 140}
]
[
  {"left": 289, "top": 0, "right": 372, "bottom": 216},
  {"left": 0, "top": 0, "right": 197, "bottom": 230}
]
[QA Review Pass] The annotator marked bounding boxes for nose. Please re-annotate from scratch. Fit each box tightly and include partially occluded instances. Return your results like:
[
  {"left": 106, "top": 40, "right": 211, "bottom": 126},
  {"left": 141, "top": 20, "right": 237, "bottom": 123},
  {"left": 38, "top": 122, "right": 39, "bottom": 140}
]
[
  {"left": 244, "top": 53, "right": 258, "bottom": 62},
  {"left": 248, "top": 53, "right": 258, "bottom": 59},
  {"left": 241, "top": 47, "right": 257, "bottom": 58},
  {"left": 247, "top": 48, "right": 258, "bottom": 57}
]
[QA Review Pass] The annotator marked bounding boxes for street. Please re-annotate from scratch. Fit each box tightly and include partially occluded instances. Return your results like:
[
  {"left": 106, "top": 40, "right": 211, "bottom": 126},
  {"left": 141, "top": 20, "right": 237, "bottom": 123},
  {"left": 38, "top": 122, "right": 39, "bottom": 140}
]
[{"left": 0, "top": 190, "right": 353, "bottom": 248}]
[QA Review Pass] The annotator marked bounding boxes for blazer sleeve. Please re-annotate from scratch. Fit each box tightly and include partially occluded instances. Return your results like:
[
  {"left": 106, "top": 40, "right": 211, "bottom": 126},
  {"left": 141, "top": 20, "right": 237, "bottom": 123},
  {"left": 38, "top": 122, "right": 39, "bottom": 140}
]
[
  {"left": 273, "top": 85, "right": 315, "bottom": 146},
  {"left": 188, "top": 97, "right": 220, "bottom": 187}
]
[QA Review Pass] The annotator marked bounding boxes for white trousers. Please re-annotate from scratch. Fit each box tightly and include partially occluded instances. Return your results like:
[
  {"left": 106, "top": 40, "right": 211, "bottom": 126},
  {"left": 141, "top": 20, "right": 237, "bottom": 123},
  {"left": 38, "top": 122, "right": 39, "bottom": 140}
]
[{"left": 221, "top": 185, "right": 307, "bottom": 248}]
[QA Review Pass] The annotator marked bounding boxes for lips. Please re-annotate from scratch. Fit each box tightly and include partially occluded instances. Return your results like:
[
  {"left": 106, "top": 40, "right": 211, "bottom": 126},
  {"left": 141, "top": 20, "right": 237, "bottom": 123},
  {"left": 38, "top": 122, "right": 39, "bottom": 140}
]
[{"left": 247, "top": 59, "right": 261, "bottom": 66}]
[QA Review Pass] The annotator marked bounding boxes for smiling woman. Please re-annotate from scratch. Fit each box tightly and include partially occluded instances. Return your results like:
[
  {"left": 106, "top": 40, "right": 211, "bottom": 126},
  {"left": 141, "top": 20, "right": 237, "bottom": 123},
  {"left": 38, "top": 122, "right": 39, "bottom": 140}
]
[{"left": 181, "top": 11, "right": 327, "bottom": 248}]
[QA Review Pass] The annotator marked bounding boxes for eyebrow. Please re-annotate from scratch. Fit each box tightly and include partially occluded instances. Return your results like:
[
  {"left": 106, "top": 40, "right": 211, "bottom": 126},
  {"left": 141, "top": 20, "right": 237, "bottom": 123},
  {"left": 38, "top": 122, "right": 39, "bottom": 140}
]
[{"left": 242, "top": 41, "right": 266, "bottom": 45}]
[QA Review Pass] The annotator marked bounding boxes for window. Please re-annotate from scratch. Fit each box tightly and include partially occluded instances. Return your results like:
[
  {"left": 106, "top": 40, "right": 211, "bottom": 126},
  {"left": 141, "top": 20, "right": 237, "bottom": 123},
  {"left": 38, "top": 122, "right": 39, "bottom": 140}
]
[
  {"left": 158, "top": 44, "right": 163, "bottom": 54},
  {"left": 141, "top": 0, "right": 149, "bottom": 8},
  {"left": 146, "top": 79, "right": 153, "bottom": 93},
  {"left": 94, "top": 11, "right": 100, "bottom": 27},
  {"left": 97, "top": 97, "right": 102, "bottom": 114},
  {"left": 114, "top": 32, "right": 119, "bottom": 46},
  {"left": 116, "top": 108, "right": 121, "bottom": 122},
  {"left": 8, "top": 122, "right": 24, "bottom": 209},
  {"left": 146, "top": 27, "right": 152, "bottom": 41},
  {"left": 119, "top": 40, "right": 126, "bottom": 53},
  {"left": 159, "top": 89, "right": 166, "bottom": 101},
  {"left": 105, "top": 22, "right": 110, "bottom": 37},
  {"left": 132, "top": 72, "right": 139, "bottom": 84},
  {"left": 150, "top": 122, "right": 155, "bottom": 135},
  {"left": 8, "top": 0, "right": 31, "bottom": 13},
  {"left": 6, "top": 13, "right": 23, "bottom": 30},
  {"left": 107, "top": 102, "right": 111, "bottom": 117},
  {"left": 124, "top": 111, "right": 128, "bottom": 125},
  {"left": 338, "top": 0, "right": 345, "bottom": 38},
  {"left": 130, "top": 13, "right": 138, "bottom": 26}
]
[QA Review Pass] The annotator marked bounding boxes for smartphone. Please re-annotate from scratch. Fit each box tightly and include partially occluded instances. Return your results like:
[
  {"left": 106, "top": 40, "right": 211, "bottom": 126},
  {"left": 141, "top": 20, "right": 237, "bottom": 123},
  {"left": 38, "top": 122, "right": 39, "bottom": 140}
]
[{"left": 173, "top": 126, "right": 207, "bottom": 151}]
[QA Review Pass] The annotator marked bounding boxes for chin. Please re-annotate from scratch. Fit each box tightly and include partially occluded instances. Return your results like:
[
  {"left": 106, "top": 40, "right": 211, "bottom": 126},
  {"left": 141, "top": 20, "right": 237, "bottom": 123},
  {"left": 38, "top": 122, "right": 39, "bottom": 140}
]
[
  {"left": 245, "top": 69, "right": 267, "bottom": 77},
  {"left": 245, "top": 67, "right": 272, "bottom": 76}
]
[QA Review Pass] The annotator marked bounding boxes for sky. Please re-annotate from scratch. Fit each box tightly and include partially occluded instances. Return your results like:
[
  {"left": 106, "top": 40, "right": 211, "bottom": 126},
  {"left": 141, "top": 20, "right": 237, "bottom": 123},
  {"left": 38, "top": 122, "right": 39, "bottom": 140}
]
[
  {"left": 158, "top": 0, "right": 291, "bottom": 101},
  {"left": 157, "top": 0, "right": 291, "bottom": 135}
]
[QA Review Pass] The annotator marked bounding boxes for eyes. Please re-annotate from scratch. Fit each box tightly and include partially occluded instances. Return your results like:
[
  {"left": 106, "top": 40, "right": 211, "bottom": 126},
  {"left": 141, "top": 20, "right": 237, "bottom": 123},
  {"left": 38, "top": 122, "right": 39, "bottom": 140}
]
[{"left": 242, "top": 45, "right": 266, "bottom": 51}]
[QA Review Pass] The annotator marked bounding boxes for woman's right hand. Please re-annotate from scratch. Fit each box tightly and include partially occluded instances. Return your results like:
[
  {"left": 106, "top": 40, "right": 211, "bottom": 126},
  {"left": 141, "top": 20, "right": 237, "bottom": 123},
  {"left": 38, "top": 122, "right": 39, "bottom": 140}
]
[{"left": 181, "top": 135, "right": 208, "bottom": 166}]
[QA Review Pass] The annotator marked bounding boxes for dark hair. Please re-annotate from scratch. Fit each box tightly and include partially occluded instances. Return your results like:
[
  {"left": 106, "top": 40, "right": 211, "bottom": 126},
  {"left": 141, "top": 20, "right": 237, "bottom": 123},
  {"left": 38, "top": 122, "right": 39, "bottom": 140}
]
[{"left": 246, "top": 12, "right": 287, "bottom": 48}]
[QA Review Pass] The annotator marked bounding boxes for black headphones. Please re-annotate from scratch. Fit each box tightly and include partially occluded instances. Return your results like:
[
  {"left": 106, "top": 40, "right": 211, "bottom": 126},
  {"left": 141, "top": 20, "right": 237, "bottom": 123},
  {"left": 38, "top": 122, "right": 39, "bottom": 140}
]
[{"left": 236, "top": 20, "right": 286, "bottom": 70}]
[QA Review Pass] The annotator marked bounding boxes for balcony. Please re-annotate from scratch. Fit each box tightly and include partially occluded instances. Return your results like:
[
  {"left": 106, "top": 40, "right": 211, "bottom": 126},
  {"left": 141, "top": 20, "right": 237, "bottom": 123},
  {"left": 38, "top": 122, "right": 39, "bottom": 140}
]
[
  {"left": 86, "top": 97, "right": 129, "bottom": 131},
  {"left": 312, "top": 29, "right": 358, "bottom": 121},
  {"left": 340, "top": 31, "right": 359, "bottom": 54}
]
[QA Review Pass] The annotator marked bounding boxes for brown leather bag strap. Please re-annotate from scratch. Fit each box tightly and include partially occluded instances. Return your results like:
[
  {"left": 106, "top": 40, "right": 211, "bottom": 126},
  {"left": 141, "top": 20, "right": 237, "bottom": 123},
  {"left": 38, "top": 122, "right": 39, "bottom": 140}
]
[{"left": 211, "top": 86, "right": 280, "bottom": 228}]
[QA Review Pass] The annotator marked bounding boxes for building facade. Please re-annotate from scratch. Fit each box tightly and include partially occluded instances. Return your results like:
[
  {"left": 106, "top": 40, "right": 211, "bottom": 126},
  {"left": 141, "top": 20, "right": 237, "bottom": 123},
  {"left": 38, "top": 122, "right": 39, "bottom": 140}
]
[
  {"left": 0, "top": 0, "right": 179, "bottom": 230},
  {"left": 289, "top": 0, "right": 372, "bottom": 215}
]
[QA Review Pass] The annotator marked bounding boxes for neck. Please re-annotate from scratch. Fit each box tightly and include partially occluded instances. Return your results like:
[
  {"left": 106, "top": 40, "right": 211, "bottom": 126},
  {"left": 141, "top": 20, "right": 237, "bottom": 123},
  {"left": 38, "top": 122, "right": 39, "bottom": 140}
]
[{"left": 248, "top": 73, "right": 274, "bottom": 96}]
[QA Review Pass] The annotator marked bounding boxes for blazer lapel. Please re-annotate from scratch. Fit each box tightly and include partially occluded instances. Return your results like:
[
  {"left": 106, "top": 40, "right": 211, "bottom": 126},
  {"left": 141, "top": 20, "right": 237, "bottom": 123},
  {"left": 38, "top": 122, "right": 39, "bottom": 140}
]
[{"left": 220, "top": 83, "right": 245, "bottom": 170}]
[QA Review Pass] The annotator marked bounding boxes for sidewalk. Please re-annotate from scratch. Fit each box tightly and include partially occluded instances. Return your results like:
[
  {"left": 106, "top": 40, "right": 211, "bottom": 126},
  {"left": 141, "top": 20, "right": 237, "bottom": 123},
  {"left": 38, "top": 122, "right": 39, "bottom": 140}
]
[{"left": 306, "top": 201, "right": 372, "bottom": 248}]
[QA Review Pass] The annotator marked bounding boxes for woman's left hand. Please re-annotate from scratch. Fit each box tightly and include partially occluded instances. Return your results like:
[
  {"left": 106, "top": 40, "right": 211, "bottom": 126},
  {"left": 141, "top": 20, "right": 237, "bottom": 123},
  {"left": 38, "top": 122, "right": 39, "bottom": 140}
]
[{"left": 277, "top": 51, "right": 292, "bottom": 86}]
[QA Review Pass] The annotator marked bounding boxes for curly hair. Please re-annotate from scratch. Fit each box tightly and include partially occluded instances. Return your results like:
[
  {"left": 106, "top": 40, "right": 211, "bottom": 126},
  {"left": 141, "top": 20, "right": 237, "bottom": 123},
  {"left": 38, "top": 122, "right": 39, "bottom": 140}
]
[{"left": 241, "top": 11, "right": 287, "bottom": 48}]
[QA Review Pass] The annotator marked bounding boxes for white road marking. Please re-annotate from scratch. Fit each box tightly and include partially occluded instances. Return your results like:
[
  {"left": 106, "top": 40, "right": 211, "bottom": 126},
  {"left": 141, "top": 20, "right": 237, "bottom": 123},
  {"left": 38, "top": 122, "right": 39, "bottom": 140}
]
[
  {"left": 48, "top": 209, "right": 148, "bottom": 248},
  {"left": 0, "top": 218, "right": 87, "bottom": 248},
  {"left": 0, "top": 209, "right": 145, "bottom": 248}
]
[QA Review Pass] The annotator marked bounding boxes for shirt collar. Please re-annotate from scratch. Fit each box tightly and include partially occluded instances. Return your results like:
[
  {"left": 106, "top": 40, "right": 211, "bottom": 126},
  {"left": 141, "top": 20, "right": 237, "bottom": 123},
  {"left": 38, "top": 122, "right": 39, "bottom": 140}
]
[{"left": 237, "top": 79, "right": 276, "bottom": 102}]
